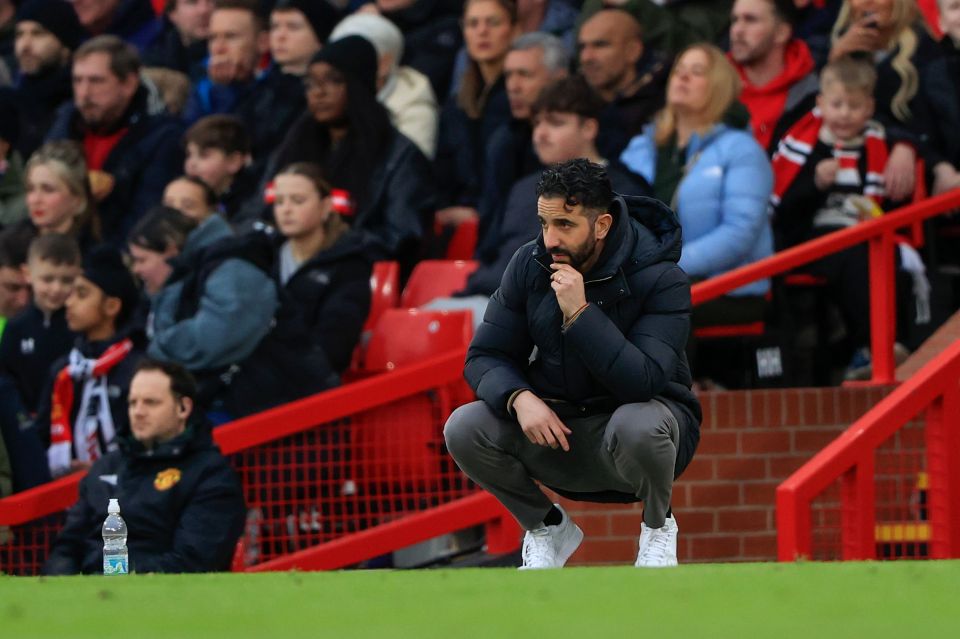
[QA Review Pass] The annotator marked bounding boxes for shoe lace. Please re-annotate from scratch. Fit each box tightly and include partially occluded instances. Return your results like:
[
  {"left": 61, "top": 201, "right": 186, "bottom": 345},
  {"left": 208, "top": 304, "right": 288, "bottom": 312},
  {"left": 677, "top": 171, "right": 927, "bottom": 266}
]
[
  {"left": 639, "top": 527, "right": 671, "bottom": 563},
  {"left": 522, "top": 528, "right": 554, "bottom": 566}
]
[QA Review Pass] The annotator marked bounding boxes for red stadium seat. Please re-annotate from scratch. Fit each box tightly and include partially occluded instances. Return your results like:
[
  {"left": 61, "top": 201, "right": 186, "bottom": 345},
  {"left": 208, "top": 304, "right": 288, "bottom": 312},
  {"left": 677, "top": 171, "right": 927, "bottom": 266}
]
[
  {"left": 400, "top": 260, "right": 479, "bottom": 307},
  {"left": 366, "top": 261, "right": 400, "bottom": 331},
  {"left": 445, "top": 217, "right": 479, "bottom": 260},
  {"left": 364, "top": 308, "right": 473, "bottom": 372}
]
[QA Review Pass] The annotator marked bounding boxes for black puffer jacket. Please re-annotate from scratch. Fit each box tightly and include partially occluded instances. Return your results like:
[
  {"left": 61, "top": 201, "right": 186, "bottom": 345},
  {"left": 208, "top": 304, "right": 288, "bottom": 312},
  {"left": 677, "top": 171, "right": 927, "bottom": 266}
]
[
  {"left": 465, "top": 195, "right": 701, "bottom": 479},
  {"left": 43, "top": 417, "right": 245, "bottom": 575}
]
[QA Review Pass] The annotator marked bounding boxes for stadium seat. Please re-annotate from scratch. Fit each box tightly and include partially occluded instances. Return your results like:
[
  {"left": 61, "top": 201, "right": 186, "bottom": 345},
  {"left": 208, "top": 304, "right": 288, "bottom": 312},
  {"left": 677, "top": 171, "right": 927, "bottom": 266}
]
[
  {"left": 366, "top": 261, "right": 400, "bottom": 332},
  {"left": 400, "top": 260, "right": 479, "bottom": 308},
  {"left": 445, "top": 217, "right": 479, "bottom": 260},
  {"left": 364, "top": 308, "right": 473, "bottom": 372}
]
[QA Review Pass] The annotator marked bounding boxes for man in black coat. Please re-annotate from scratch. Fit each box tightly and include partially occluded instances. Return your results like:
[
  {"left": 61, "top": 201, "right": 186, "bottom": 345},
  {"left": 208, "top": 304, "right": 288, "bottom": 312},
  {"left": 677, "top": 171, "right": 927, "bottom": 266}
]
[
  {"left": 43, "top": 359, "right": 246, "bottom": 575},
  {"left": 444, "top": 159, "right": 701, "bottom": 569},
  {"left": 46, "top": 35, "right": 183, "bottom": 247}
]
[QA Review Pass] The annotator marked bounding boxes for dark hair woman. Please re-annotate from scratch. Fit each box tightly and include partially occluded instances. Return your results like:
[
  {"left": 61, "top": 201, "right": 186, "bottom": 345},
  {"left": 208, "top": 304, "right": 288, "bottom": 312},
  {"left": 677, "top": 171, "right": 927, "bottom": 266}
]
[{"left": 271, "top": 35, "right": 436, "bottom": 272}]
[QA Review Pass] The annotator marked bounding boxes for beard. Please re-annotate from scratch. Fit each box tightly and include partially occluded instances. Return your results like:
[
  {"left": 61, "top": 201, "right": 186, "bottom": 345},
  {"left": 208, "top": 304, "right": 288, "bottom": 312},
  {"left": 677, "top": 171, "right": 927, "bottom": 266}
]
[{"left": 550, "top": 228, "right": 599, "bottom": 272}]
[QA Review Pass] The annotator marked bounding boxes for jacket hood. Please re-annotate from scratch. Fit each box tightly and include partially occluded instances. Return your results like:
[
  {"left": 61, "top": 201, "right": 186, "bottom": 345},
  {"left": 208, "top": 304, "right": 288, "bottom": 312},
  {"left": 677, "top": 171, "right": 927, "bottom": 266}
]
[
  {"left": 736, "top": 39, "right": 814, "bottom": 96},
  {"left": 180, "top": 214, "right": 234, "bottom": 260},
  {"left": 534, "top": 193, "right": 683, "bottom": 280}
]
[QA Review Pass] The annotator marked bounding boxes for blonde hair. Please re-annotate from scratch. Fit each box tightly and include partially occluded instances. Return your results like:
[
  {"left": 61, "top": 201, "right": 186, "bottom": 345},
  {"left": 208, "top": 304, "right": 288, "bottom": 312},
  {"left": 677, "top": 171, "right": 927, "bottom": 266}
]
[
  {"left": 457, "top": 0, "right": 517, "bottom": 119},
  {"left": 820, "top": 55, "right": 878, "bottom": 96},
  {"left": 25, "top": 141, "right": 100, "bottom": 241},
  {"left": 654, "top": 44, "right": 741, "bottom": 146},
  {"left": 830, "top": 0, "right": 920, "bottom": 121}
]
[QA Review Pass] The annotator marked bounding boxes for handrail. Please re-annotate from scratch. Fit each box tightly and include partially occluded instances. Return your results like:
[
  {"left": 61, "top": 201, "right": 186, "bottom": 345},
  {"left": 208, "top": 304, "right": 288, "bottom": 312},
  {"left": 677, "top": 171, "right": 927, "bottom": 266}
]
[
  {"left": 776, "top": 339, "right": 960, "bottom": 560},
  {"left": 690, "top": 189, "right": 960, "bottom": 383},
  {"left": 0, "top": 349, "right": 467, "bottom": 527}
]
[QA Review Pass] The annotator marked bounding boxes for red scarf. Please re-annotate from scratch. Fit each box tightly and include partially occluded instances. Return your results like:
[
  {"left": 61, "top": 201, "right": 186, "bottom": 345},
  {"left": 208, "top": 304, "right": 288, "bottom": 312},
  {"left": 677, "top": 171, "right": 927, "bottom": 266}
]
[
  {"left": 771, "top": 108, "right": 888, "bottom": 208},
  {"left": 49, "top": 339, "right": 134, "bottom": 459}
]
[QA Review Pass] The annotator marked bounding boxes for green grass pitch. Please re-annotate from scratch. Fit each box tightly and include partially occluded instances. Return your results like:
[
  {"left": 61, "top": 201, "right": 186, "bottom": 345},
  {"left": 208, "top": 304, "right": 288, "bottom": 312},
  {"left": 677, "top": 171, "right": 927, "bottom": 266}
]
[{"left": 2, "top": 561, "right": 958, "bottom": 638}]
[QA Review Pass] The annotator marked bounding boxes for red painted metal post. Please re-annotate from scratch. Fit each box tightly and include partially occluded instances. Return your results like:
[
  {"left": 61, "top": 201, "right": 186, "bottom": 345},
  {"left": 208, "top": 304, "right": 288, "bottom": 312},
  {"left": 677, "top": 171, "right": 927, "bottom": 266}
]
[
  {"left": 841, "top": 456, "right": 876, "bottom": 560},
  {"left": 776, "top": 486, "right": 812, "bottom": 561},
  {"left": 925, "top": 380, "right": 960, "bottom": 558},
  {"left": 868, "top": 232, "right": 897, "bottom": 384}
]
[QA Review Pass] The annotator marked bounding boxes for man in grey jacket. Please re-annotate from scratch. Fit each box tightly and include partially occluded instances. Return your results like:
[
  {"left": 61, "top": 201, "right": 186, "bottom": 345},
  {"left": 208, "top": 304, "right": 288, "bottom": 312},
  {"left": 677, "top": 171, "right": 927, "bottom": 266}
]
[{"left": 444, "top": 159, "right": 701, "bottom": 569}]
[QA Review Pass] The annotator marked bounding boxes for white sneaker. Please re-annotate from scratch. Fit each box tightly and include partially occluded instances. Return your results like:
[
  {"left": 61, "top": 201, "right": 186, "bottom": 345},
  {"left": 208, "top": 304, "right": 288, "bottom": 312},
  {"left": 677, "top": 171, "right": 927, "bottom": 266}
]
[
  {"left": 635, "top": 515, "right": 679, "bottom": 568},
  {"left": 519, "top": 504, "right": 584, "bottom": 570}
]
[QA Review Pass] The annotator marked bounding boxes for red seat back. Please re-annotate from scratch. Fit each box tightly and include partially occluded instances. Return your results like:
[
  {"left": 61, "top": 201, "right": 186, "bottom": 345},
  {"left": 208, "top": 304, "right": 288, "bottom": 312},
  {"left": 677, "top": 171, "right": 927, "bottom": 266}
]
[
  {"left": 365, "top": 309, "right": 473, "bottom": 371},
  {"left": 365, "top": 261, "right": 400, "bottom": 331},
  {"left": 445, "top": 217, "right": 479, "bottom": 260},
  {"left": 400, "top": 260, "right": 479, "bottom": 307}
]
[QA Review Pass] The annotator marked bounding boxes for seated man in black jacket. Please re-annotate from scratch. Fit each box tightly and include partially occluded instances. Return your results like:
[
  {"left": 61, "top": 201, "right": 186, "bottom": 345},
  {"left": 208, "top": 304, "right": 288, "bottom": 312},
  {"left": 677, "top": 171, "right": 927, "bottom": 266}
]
[
  {"left": 444, "top": 159, "right": 700, "bottom": 569},
  {"left": 43, "top": 358, "right": 246, "bottom": 575}
]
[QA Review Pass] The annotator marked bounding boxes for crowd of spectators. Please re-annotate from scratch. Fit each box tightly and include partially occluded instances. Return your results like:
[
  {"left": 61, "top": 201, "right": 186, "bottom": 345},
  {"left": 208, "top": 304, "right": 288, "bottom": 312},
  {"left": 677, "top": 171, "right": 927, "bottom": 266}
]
[{"left": 1, "top": 0, "right": 960, "bottom": 514}]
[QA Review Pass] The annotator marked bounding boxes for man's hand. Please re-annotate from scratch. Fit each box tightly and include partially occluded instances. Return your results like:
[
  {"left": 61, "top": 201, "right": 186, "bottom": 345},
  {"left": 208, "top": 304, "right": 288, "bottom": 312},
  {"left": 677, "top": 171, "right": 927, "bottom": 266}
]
[
  {"left": 513, "top": 390, "right": 572, "bottom": 451},
  {"left": 814, "top": 158, "right": 839, "bottom": 191},
  {"left": 435, "top": 206, "right": 478, "bottom": 226},
  {"left": 884, "top": 143, "right": 917, "bottom": 201},
  {"left": 550, "top": 263, "right": 587, "bottom": 321}
]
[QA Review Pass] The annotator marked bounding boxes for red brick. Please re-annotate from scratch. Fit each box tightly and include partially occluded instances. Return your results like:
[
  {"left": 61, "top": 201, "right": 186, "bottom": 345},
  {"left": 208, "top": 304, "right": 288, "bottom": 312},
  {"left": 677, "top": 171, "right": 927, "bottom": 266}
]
[
  {"left": 741, "top": 533, "right": 779, "bottom": 560},
  {"left": 743, "top": 481, "right": 780, "bottom": 506},
  {"left": 681, "top": 457, "right": 716, "bottom": 481},
  {"left": 677, "top": 535, "right": 693, "bottom": 562},
  {"left": 568, "top": 538, "right": 636, "bottom": 565},
  {"left": 739, "top": 430, "right": 791, "bottom": 455},
  {"left": 698, "top": 432, "right": 738, "bottom": 455},
  {"left": 718, "top": 508, "right": 772, "bottom": 533},
  {"left": 699, "top": 393, "right": 714, "bottom": 429},
  {"left": 689, "top": 483, "right": 740, "bottom": 507},
  {"left": 573, "top": 513, "right": 610, "bottom": 538},
  {"left": 784, "top": 390, "right": 803, "bottom": 425},
  {"left": 766, "top": 391, "right": 784, "bottom": 427},
  {"left": 689, "top": 534, "right": 742, "bottom": 561},
  {"left": 767, "top": 454, "right": 813, "bottom": 479},
  {"left": 675, "top": 509, "right": 716, "bottom": 534},
  {"left": 800, "top": 389, "right": 822, "bottom": 426},
  {"left": 820, "top": 388, "right": 838, "bottom": 426},
  {"left": 716, "top": 457, "right": 768, "bottom": 481},
  {"left": 609, "top": 512, "right": 645, "bottom": 537},
  {"left": 670, "top": 484, "right": 691, "bottom": 508},
  {"left": 793, "top": 427, "right": 842, "bottom": 453},
  {"left": 730, "top": 392, "right": 749, "bottom": 427},
  {"left": 713, "top": 393, "right": 732, "bottom": 428}
]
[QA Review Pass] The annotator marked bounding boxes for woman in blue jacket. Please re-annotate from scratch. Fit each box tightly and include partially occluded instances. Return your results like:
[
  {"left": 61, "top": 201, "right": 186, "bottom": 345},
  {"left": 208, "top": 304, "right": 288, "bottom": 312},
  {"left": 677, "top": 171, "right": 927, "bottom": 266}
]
[{"left": 620, "top": 43, "right": 774, "bottom": 379}]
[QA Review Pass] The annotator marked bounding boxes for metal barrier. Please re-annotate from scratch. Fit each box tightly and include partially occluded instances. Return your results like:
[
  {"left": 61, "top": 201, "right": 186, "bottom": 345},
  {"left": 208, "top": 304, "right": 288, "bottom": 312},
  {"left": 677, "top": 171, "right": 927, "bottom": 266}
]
[
  {"left": 777, "top": 340, "right": 960, "bottom": 560},
  {"left": 0, "top": 351, "right": 520, "bottom": 575}
]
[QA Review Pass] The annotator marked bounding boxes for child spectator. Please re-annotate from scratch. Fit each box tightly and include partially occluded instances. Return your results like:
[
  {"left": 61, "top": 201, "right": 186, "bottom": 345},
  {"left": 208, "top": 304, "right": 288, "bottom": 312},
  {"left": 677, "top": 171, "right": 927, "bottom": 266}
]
[
  {"left": 33, "top": 245, "right": 142, "bottom": 479},
  {"left": 0, "top": 234, "right": 79, "bottom": 414},
  {"left": 771, "top": 56, "right": 921, "bottom": 379},
  {"left": 183, "top": 115, "right": 258, "bottom": 227},
  {"left": 271, "top": 163, "right": 372, "bottom": 377},
  {"left": 24, "top": 141, "right": 101, "bottom": 252},
  {"left": 163, "top": 175, "right": 219, "bottom": 223}
]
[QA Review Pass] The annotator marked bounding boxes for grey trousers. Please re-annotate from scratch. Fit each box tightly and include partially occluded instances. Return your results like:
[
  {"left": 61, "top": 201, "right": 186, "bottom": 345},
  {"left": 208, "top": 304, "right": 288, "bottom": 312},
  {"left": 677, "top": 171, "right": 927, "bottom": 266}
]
[{"left": 443, "top": 399, "right": 680, "bottom": 530}]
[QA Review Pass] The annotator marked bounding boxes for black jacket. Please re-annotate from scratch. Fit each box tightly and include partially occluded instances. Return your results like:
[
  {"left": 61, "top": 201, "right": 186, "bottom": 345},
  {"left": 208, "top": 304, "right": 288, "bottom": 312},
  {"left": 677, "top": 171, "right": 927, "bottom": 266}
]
[
  {"left": 142, "top": 19, "right": 208, "bottom": 81},
  {"left": 12, "top": 64, "right": 73, "bottom": 158},
  {"left": 273, "top": 117, "right": 435, "bottom": 271},
  {"left": 42, "top": 418, "right": 246, "bottom": 575},
  {"left": 275, "top": 231, "right": 374, "bottom": 375},
  {"left": 465, "top": 194, "right": 701, "bottom": 483},
  {"left": 0, "top": 305, "right": 74, "bottom": 413},
  {"left": 461, "top": 162, "right": 652, "bottom": 297},
  {"left": 383, "top": 0, "right": 464, "bottom": 99},
  {"left": 47, "top": 86, "right": 184, "bottom": 247}
]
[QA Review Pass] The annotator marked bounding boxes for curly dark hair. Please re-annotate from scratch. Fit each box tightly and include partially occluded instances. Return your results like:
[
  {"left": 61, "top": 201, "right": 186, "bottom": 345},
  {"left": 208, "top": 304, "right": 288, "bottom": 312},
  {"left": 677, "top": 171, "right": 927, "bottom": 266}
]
[{"left": 536, "top": 159, "right": 613, "bottom": 220}]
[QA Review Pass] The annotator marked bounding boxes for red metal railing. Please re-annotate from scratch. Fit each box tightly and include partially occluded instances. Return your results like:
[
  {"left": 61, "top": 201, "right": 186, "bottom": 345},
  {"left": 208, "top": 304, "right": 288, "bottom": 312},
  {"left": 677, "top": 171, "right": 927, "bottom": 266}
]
[
  {"left": 691, "top": 189, "right": 960, "bottom": 384},
  {"left": 776, "top": 339, "right": 960, "bottom": 560},
  {"left": 0, "top": 350, "right": 520, "bottom": 575}
]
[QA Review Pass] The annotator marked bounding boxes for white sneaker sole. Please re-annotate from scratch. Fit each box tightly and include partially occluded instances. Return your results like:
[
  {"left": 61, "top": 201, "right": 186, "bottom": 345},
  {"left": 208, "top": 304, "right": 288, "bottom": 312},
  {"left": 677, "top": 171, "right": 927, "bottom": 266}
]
[{"left": 518, "top": 524, "right": 584, "bottom": 570}]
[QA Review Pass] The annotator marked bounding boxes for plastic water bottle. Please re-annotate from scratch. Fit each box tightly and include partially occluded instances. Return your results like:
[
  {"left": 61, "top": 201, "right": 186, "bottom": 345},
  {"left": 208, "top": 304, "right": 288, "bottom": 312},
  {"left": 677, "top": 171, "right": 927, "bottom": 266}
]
[{"left": 102, "top": 498, "right": 128, "bottom": 575}]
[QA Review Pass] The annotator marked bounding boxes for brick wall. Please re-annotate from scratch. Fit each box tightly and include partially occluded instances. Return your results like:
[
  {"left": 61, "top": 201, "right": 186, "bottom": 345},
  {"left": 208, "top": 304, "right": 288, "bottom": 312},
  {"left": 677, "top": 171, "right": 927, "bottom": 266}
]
[{"left": 554, "top": 386, "right": 893, "bottom": 565}]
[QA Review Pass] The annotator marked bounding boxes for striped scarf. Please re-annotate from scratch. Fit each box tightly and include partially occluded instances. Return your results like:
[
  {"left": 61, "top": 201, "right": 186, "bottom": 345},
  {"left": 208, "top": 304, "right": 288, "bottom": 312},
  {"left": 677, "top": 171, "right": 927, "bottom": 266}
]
[{"left": 771, "top": 108, "right": 888, "bottom": 208}]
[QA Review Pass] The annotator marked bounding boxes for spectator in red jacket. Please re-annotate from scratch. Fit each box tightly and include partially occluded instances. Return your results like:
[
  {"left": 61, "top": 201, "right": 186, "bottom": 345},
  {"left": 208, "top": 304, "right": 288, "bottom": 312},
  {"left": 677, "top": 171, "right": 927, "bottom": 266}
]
[{"left": 729, "top": 0, "right": 820, "bottom": 151}]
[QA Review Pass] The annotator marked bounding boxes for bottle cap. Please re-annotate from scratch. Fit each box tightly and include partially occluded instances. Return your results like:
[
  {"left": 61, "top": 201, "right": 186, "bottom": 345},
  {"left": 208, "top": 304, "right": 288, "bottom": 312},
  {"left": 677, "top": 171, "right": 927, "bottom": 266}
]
[{"left": 108, "top": 498, "right": 120, "bottom": 514}]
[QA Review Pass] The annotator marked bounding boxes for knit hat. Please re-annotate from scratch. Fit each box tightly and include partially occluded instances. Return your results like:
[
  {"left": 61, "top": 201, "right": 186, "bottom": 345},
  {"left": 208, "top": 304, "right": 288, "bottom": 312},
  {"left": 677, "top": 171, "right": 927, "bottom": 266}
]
[
  {"left": 16, "top": 0, "right": 85, "bottom": 51},
  {"left": 82, "top": 246, "right": 139, "bottom": 319},
  {"left": 272, "top": 0, "right": 342, "bottom": 45},
  {"left": 310, "top": 35, "right": 378, "bottom": 94}
]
